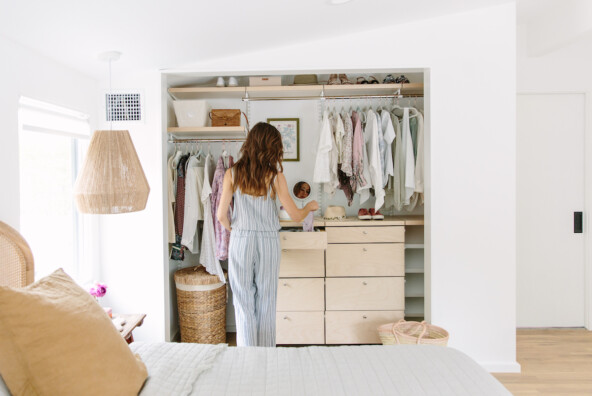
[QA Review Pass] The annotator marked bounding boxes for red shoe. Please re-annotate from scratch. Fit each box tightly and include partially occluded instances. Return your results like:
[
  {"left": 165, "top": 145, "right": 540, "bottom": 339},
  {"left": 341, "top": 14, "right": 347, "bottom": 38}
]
[
  {"left": 369, "top": 208, "right": 384, "bottom": 220},
  {"left": 357, "top": 208, "right": 371, "bottom": 220}
]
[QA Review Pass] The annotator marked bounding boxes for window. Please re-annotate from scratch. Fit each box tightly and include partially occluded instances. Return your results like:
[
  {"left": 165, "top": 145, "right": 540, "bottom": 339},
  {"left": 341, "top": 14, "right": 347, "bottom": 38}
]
[{"left": 18, "top": 97, "right": 94, "bottom": 282}]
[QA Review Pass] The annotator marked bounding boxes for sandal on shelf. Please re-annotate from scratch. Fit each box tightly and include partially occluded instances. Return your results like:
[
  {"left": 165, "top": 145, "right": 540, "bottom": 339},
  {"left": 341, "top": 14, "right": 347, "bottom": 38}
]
[
  {"left": 358, "top": 208, "right": 372, "bottom": 220},
  {"left": 369, "top": 208, "right": 384, "bottom": 220},
  {"left": 328, "top": 74, "right": 340, "bottom": 85},
  {"left": 339, "top": 74, "right": 353, "bottom": 84},
  {"left": 383, "top": 74, "right": 396, "bottom": 84},
  {"left": 395, "top": 75, "right": 410, "bottom": 84},
  {"left": 368, "top": 76, "right": 380, "bottom": 84},
  {"left": 356, "top": 76, "right": 368, "bottom": 84}
]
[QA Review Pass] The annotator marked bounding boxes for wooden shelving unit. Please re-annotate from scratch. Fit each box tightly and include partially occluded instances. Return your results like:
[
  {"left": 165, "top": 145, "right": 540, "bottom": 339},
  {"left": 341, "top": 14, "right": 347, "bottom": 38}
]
[
  {"left": 167, "top": 126, "right": 247, "bottom": 139},
  {"left": 168, "top": 83, "right": 423, "bottom": 100}
]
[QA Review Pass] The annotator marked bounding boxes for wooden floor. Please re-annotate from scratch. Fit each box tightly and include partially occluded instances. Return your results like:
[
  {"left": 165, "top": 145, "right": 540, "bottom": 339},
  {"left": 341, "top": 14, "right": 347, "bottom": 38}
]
[
  {"left": 228, "top": 329, "right": 592, "bottom": 394},
  {"left": 494, "top": 329, "right": 592, "bottom": 395}
]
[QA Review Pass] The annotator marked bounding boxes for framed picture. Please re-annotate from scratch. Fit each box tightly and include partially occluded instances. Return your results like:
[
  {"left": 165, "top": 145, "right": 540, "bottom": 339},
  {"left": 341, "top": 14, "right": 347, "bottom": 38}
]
[{"left": 267, "top": 118, "right": 300, "bottom": 162}]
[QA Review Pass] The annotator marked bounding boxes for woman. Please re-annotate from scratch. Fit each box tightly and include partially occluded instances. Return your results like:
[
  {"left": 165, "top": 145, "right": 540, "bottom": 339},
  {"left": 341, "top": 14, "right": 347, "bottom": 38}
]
[{"left": 217, "top": 122, "right": 319, "bottom": 347}]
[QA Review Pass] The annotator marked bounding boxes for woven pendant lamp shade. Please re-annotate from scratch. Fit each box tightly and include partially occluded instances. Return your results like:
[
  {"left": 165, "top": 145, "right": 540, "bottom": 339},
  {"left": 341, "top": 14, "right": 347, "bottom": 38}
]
[{"left": 74, "top": 130, "right": 150, "bottom": 214}]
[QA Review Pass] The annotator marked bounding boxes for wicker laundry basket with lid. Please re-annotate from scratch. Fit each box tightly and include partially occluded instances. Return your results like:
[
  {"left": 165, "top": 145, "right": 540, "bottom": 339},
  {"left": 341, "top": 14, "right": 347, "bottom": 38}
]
[
  {"left": 378, "top": 319, "right": 449, "bottom": 346},
  {"left": 174, "top": 266, "right": 227, "bottom": 344}
]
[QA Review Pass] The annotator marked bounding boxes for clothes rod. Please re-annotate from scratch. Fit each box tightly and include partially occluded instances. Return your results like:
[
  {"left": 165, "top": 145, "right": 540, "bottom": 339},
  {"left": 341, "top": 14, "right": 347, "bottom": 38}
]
[
  {"left": 241, "top": 94, "right": 423, "bottom": 102},
  {"left": 168, "top": 138, "right": 246, "bottom": 143}
]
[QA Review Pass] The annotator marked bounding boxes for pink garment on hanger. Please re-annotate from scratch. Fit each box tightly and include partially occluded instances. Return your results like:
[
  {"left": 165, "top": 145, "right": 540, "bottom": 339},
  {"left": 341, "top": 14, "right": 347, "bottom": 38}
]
[{"left": 211, "top": 155, "right": 234, "bottom": 261}]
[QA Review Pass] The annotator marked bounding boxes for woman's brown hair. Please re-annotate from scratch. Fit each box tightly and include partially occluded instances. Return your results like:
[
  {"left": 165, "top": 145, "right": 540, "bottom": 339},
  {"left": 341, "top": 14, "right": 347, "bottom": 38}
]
[{"left": 232, "top": 122, "right": 284, "bottom": 197}]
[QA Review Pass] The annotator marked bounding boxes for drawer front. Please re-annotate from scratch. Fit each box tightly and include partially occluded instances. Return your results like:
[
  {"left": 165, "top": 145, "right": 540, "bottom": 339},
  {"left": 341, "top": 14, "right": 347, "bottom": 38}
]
[
  {"left": 326, "top": 277, "right": 404, "bottom": 311},
  {"left": 280, "top": 231, "right": 327, "bottom": 250},
  {"left": 327, "top": 226, "right": 404, "bottom": 244},
  {"left": 326, "top": 244, "right": 404, "bottom": 277},
  {"left": 276, "top": 311, "right": 325, "bottom": 344},
  {"left": 325, "top": 310, "right": 404, "bottom": 344},
  {"left": 277, "top": 278, "right": 325, "bottom": 311},
  {"left": 280, "top": 249, "right": 324, "bottom": 278}
]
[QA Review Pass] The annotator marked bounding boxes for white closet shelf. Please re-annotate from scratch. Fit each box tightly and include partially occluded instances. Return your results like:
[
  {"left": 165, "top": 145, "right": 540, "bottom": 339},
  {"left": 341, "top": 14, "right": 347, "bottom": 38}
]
[
  {"left": 168, "top": 83, "right": 423, "bottom": 100},
  {"left": 405, "top": 244, "right": 425, "bottom": 249},
  {"left": 167, "top": 126, "right": 247, "bottom": 139}
]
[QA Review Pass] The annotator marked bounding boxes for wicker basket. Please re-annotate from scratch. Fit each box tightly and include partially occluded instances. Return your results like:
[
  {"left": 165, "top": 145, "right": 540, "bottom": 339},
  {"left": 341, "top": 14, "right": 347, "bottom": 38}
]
[
  {"left": 174, "top": 266, "right": 227, "bottom": 344},
  {"left": 378, "top": 319, "right": 449, "bottom": 346}
]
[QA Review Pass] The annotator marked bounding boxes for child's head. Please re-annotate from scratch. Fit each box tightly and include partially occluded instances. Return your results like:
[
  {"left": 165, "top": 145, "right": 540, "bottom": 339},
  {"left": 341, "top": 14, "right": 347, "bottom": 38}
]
[{"left": 233, "top": 122, "right": 284, "bottom": 197}]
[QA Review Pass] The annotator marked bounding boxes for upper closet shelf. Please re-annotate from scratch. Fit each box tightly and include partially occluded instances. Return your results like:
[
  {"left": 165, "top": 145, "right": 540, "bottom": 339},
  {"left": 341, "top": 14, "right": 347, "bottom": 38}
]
[
  {"left": 168, "top": 83, "right": 423, "bottom": 100},
  {"left": 167, "top": 126, "right": 247, "bottom": 140}
]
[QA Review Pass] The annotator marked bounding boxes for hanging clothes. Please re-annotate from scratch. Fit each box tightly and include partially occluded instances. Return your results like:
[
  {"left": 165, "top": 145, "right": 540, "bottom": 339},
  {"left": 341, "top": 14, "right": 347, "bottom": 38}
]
[
  {"left": 365, "top": 109, "right": 384, "bottom": 210},
  {"left": 167, "top": 154, "right": 177, "bottom": 244},
  {"left": 405, "top": 110, "right": 425, "bottom": 211},
  {"left": 340, "top": 111, "right": 354, "bottom": 177},
  {"left": 174, "top": 154, "right": 190, "bottom": 242},
  {"left": 380, "top": 111, "right": 396, "bottom": 188},
  {"left": 326, "top": 113, "right": 340, "bottom": 198},
  {"left": 353, "top": 111, "right": 372, "bottom": 204},
  {"left": 211, "top": 155, "right": 234, "bottom": 261},
  {"left": 181, "top": 155, "right": 204, "bottom": 253},
  {"left": 199, "top": 153, "right": 225, "bottom": 283},
  {"left": 313, "top": 110, "right": 332, "bottom": 186},
  {"left": 334, "top": 111, "right": 345, "bottom": 165},
  {"left": 402, "top": 108, "right": 416, "bottom": 204}
]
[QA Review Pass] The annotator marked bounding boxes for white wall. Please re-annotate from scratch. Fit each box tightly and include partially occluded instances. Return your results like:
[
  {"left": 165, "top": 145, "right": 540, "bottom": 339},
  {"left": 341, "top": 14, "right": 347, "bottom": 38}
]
[
  {"left": 164, "top": 3, "right": 518, "bottom": 371},
  {"left": 0, "top": 35, "right": 97, "bottom": 229},
  {"left": 97, "top": 70, "right": 166, "bottom": 342}
]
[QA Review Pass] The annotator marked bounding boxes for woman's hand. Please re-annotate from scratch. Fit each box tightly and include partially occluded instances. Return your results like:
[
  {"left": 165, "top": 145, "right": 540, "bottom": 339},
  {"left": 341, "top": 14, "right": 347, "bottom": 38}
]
[{"left": 305, "top": 200, "right": 319, "bottom": 212}]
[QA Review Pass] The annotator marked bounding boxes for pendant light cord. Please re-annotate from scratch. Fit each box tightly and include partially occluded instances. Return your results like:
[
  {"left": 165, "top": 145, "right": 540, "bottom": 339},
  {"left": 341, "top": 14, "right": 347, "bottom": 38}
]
[{"left": 109, "top": 58, "right": 113, "bottom": 131}]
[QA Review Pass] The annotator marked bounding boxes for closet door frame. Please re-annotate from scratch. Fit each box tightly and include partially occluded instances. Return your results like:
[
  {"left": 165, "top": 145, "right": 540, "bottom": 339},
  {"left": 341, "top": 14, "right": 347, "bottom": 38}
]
[{"left": 518, "top": 91, "right": 592, "bottom": 331}]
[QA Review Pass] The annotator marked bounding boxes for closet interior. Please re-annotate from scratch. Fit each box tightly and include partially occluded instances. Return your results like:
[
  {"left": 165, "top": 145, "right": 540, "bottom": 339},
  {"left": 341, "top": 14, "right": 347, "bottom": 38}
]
[{"left": 163, "top": 70, "right": 428, "bottom": 343}]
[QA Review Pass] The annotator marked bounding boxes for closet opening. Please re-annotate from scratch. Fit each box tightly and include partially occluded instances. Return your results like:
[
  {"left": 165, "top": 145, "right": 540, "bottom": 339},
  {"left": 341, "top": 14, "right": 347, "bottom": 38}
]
[{"left": 162, "top": 69, "right": 429, "bottom": 344}]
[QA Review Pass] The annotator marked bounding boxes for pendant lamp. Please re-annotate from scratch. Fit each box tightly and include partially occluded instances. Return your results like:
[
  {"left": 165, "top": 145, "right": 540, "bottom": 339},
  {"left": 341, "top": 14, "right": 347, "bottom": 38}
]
[{"left": 73, "top": 51, "right": 150, "bottom": 214}]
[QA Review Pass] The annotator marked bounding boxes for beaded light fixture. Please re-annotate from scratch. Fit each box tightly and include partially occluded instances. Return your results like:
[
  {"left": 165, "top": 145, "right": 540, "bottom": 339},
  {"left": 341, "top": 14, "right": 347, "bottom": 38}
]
[{"left": 73, "top": 51, "right": 150, "bottom": 214}]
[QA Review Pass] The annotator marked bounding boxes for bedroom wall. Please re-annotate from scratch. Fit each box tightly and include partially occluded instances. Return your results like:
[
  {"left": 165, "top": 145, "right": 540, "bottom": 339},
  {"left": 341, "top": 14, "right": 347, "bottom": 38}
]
[
  {"left": 0, "top": 34, "right": 98, "bottom": 230},
  {"left": 163, "top": 3, "right": 518, "bottom": 371}
]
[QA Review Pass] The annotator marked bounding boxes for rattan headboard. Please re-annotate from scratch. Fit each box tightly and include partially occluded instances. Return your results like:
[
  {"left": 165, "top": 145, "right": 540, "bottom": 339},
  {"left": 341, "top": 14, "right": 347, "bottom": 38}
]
[{"left": 0, "top": 221, "right": 35, "bottom": 287}]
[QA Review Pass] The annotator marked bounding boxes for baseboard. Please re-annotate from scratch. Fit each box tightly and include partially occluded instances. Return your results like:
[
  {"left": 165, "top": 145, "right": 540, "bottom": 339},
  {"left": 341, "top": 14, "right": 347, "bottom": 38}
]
[{"left": 481, "top": 361, "right": 521, "bottom": 373}]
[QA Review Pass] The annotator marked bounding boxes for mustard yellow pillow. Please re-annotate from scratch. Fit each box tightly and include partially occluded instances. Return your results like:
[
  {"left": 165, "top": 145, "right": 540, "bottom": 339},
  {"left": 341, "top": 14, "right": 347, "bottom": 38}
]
[{"left": 0, "top": 268, "right": 147, "bottom": 395}]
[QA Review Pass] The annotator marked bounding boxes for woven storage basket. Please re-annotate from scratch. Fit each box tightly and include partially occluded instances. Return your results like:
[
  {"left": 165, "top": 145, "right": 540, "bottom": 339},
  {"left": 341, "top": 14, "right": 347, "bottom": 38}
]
[
  {"left": 174, "top": 266, "right": 227, "bottom": 344},
  {"left": 378, "top": 319, "right": 449, "bottom": 346}
]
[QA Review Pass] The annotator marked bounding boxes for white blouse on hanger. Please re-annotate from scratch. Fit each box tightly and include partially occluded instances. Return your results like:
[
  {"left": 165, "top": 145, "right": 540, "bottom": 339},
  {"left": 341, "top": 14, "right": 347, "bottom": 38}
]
[
  {"left": 402, "top": 108, "right": 416, "bottom": 204},
  {"left": 380, "top": 111, "right": 396, "bottom": 188},
  {"left": 365, "top": 109, "right": 385, "bottom": 210},
  {"left": 313, "top": 110, "right": 332, "bottom": 185},
  {"left": 181, "top": 155, "right": 204, "bottom": 253},
  {"left": 199, "top": 153, "right": 225, "bottom": 283}
]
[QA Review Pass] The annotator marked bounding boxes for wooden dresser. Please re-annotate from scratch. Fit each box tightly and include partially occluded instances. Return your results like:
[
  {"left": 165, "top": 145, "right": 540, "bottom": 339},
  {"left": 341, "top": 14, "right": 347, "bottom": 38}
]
[{"left": 276, "top": 216, "right": 421, "bottom": 345}]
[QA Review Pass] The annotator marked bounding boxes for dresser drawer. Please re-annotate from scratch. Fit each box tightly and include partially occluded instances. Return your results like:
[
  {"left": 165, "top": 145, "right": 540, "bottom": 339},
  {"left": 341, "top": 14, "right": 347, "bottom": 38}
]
[
  {"left": 326, "top": 277, "right": 404, "bottom": 311},
  {"left": 325, "top": 310, "right": 404, "bottom": 344},
  {"left": 277, "top": 278, "right": 325, "bottom": 311},
  {"left": 327, "top": 226, "right": 404, "bottom": 244},
  {"left": 276, "top": 311, "right": 325, "bottom": 344},
  {"left": 326, "top": 244, "right": 404, "bottom": 277},
  {"left": 280, "top": 231, "right": 327, "bottom": 250},
  {"left": 280, "top": 249, "right": 324, "bottom": 277}
]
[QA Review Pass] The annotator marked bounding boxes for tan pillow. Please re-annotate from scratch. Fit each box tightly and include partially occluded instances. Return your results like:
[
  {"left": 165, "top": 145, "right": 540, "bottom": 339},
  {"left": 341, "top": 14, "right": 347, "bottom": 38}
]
[{"left": 0, "top": 268, "right": 147, "bottom": 395}]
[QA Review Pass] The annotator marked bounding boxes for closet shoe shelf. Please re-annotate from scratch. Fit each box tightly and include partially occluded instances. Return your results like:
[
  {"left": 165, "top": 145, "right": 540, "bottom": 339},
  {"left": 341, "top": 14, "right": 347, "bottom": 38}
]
[{"left": 168, "top": 83, "right": 424, "bottom": 100}]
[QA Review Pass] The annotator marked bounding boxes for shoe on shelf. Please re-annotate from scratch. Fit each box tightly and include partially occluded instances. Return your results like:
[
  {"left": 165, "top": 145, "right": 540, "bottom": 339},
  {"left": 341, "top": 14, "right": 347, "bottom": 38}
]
[
  {"left": 216, "top": 77, "right": 225, "bottom": 87},
  {"left": 356, "top": 76, "right": 368, "bottom": 84},
  {"left": 394, "top": 75, "right": 410, "bottom": 84},
  {"left": 228, "top": 77, "right": 239, "bottom": 87},
  {"left": 368, "top": 76, "right": 380, "bottom": 84},
  {"left": 358, "top": 208, "right": 371, "bottom": 220},
  {"left": 369, "top": 208, "right": 384, "bottom": 220},
  {"left": 339, "top": 74, "right": 353, "bottom": 84},
  {"left": 328, "top": 74, "right": 340, "bottom": 85},
  {"left": 383, "top": 74, "right": 396, "bottom": 84}
]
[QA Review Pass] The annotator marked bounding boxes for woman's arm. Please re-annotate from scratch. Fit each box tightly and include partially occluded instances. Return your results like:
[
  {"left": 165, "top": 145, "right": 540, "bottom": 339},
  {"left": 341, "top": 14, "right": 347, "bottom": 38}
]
[
  {"left": 275, "top": 172, "right": 319, "bottom": 222},
  {"left": 216, "top": 169, "right": 233, "bottom": 232}
]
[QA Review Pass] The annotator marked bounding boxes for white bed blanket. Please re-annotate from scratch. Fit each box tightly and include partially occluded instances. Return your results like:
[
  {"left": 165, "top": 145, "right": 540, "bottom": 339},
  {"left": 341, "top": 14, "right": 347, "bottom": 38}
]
[{"left": 131, "top": 343, "right": 510, "bottom": 396}]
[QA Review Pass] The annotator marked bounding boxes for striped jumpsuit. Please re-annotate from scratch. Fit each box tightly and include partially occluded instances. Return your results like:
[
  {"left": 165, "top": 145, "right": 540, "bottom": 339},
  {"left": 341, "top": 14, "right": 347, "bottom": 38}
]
[{"left": 228, "top": 183, "right": 281, "bottom": 347}]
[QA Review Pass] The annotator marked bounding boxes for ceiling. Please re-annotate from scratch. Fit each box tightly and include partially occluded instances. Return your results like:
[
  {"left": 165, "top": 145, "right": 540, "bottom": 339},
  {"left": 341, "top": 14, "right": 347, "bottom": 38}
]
[{"left": 0, "top": 0, "right": 512, "bottom": 79}]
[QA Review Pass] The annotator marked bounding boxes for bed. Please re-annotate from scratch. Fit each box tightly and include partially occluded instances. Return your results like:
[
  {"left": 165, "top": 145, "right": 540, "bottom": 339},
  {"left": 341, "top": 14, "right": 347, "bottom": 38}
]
[{"left": 131, "top": 342, "right": 511, "bottom": 396}]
